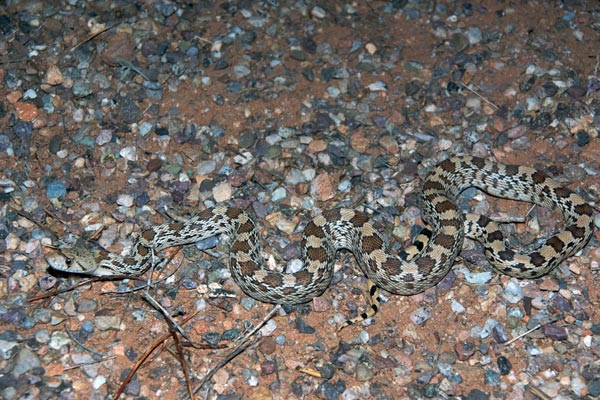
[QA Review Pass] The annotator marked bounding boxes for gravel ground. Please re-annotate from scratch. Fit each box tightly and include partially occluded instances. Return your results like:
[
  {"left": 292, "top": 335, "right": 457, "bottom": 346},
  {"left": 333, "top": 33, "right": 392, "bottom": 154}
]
[{"left": 1, "top": 1, "right": 600, "bottom": 399}]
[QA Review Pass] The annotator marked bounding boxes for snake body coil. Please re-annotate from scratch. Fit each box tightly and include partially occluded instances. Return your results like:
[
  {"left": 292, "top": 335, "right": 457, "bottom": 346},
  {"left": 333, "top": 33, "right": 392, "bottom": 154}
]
[{"left": 47, "top": 156, "right": 595, "bottom": 304}]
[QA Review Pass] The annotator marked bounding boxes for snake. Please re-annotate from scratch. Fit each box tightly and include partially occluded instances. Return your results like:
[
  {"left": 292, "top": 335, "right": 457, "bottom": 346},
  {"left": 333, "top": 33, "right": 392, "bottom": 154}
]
[{"left": 46, "top": 156, "right": 595, "bottom": 308}]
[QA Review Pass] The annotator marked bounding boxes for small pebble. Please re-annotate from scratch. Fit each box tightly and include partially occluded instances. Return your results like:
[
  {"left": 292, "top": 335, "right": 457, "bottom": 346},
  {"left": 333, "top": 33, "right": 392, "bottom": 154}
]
[
  {"left": 233, "top": 65, "right": 250, "bottom": 78},
  {"left": 139, "top": 121, "right": 153, "bottom": 136},
  {"left": 116, "top": 194, "right": 133, "bottom": 207},
  {"left": 45, "top": 65, "right": 63, "bottom": 85},
  {"left": 454, "top": 341, "right": 476, "bottom": 361},
  {"left": 589, "top": 378, "right": 600, "bottom": 397},
  {"left": 96, "top": 129, "right": 113, "bottom": 145},
  {"left": 497, "top": 356, "right": 512, "bottom": 375},
  {"left": 259, "top": 319, "right": 278, "bottom": 336},
  {"left": 295, "top": 317, "right": 315, "bottom": 334},
  {"left": 543, "top": 324, "right": 568, "bottom": 340},
  {"left": 12, "top": 347, "right": 41, "bottom": 375},
  {"left": 146, "top": 158, "right": 162, "bottom": 172},
  {"left": 212, "top": 181, "right": 232, "bottom": 202},
  {"left": 119, "top": 146, "right": 138, "bottom": 162},
  {"left": 260, "top": 360, "right": 277, "bottom": 375},
  {"left": 239, "top": 131, "right": 257, "bottom": 148},
  {"left": 23, "top": 89, "right": 37, "bottom": 99},
  {"left": 462, "top": 271, "right": 492, "bottom": 285},
  {"left": 242, "top": 369, "right": 259, "bottom": 386},
  {"left": 478, "top": 319, "right": 500, "bottom": 339},
  {"left": 450, "top": 299, "right": 465, "bottom": 314},
  {"left": 203, "top": 332, "right": 221, "bottom": 346},
  {"left": 355, "top": 362, "right": 374, "bottom": 381},
  {"left": 484, "top": 368, "right": 501, "bottom": 386},
  {"left": 465, "top": 389, "right": 489, "bottom": 400},
  {"left": 271, "top": 187, "right": 287, "bottom": 202},
  {"left": 0, "top": 338, "right": 19, "bottom": 360},
  {"left": 311, "top": 6, "right": 326, "bottom": 18},
  {"left": 410, "top": 307, "right": 431, "bottom": 325},
  {"left": 367, "top": 81, "right": 388, "bottom": 91},
  {"left": 503, "top": 279, "right": 524, "bottom": 303},
  {"left": 93, "top": 375, "right": 106, "bottom": 389},
  {"left": 571, "top": 375, "right": 588, "bottom": 397},
  {"left": 95, "top": 315, "right": 120, "bottom": 331},
  {"left": 46, "top": 180, "right": 66, "bottom": 198}
]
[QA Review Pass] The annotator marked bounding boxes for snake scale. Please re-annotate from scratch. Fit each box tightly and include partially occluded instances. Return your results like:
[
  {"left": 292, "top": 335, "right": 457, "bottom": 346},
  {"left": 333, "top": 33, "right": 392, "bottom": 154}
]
[{"left": 47, "top": 156, "right": 595, "bottom": 305}]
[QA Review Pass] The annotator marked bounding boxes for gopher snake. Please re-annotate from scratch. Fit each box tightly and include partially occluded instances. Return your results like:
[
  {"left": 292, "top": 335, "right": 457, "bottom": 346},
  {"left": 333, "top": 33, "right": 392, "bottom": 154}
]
[{"left": 47, "top": 156, "right": 595, "bottom": 305}]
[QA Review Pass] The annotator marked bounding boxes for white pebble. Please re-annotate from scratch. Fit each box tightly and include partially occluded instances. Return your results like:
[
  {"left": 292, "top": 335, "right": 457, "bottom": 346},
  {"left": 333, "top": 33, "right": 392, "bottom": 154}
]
[
  {"left": 119, "top": 146, "right": 137, "bottom": 161},
  {"left": 74, "top": 157, "right": 85, "bottom": 168},
  {"left": 503, "top": 279, "right": 524, "bottom": 304},
  {"left": 438, "top": 139, "right": 453, "bottom": 151},
  {"left": 302, "top": 168, "right": 316, "bottom": 181},
  {"left": 246, "top": 374, "right": 259, "bottom": 387},
  {"left": 23, "top": 89, "right": 37, "bottom": 99},
  {"left": 72, "top": 108, "right": 84, "bottom": 122},
  {"left": 525, "top": 65, "right": 537, "bottom": 75},
  {"left": 196, "top": 160, "right": 217, "bottom": 175},
  {"left": 233, "top": 152, "right": 253, "bottom": 165},
  {"left": 450, "top": 299, "right": 465, "bottom": 314},
  {"left": 212, "top": 182, "right": 232, "bottom": 202},
  {"left": 271, "top": 187, "right": 287, "bottom": 202},
  {"left": 275, "top": 217, "right": 296, "bottom": 234},
  {"left": 311, "top": 6, "right": 326, "bottom": 18},
  {"left": 526, "top": 97, "right": 541, "bottom": 111},
  {"left": 465, "top": 97, "right": 481, "bottom": 109},
  {"left": 410, "top": 306, "right": 431, "bottom": 325},
  {"left": 56, "top": 149, "right": 69, "bottom": 159},
  {"left": 117, "top": 194, "right": 133, "bottom": 208},
  {"left": 285, "top": 259, "right": 304, "bottom": 274},
  {"left": 367, "top": 81, "right": 388, "bottom": 92},
  {"left": 138, "top": 121, "right": 153, "bottom": 136},
  {"left": 195, "top": 299, "right": 207, "bottom": 311},
  {"left": 327, "top": 86, "right": 341, "bottom": 98},
  {"left": 25, "top": 239, "right": 40, "bottom": 254},
  {"left": 93, "top": 375, "right": 106, "bottom": 389},
  {"left": 259, "top": 319, "right": 277, "bottom": 336},
  {"left": 96, "top": 129, "right": 113, "bottom": 145},
  {"left": 5, "top": 233, "right": 20, "bottom": 250}
]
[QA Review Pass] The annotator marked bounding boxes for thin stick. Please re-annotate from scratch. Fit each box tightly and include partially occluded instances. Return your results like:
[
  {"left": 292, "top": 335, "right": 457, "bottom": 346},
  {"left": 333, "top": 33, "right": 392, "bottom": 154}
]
[
  {"left": 192, "top": 305, "right": 282, "bottom": 395},
  {"left": 70, "top": 21, "right": 120, "bottom": 53},
  {"left": 460, "top": 82, "right": 499, "bottom": 109},
  {"left": 28, "top": 276, "right": 129, "bottom": 301},
  {"left": 193, "top": 335, "right": 259, "bottom": 396},
  {"left": 165, "top": 316, "right": 194, "bottom": 400},
  {"left": 112, "top": 311, "right": 200, "bottom": 400},
  {"left": 528, "top": 385, "right": 553, "bottom": 400},
  {"left": 504, "top": 323, "right": 542, "bottom": 346},
  {"left": 489, "top": 204, "right": 537, "bottom": 224},
  {"left": 65, "top": 326, "right": 110, "bottom": 358},
  {"left": 63, "top": 356, "right": 117, "bottom": 370},
  {"left": 235, "top": 304, "right": 282, "bottom": 346},
  {"left": 504, "top": 316, "right": 561, "bottom": 346},
  {"left": 142, "top": 292, "right": 194, "bottom": 343}
]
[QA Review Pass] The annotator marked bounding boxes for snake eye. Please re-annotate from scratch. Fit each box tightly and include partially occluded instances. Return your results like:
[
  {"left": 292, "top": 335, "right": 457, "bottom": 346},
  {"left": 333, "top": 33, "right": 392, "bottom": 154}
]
[{"left": 65, "top": 258, "right": 72, "bottom": 265}]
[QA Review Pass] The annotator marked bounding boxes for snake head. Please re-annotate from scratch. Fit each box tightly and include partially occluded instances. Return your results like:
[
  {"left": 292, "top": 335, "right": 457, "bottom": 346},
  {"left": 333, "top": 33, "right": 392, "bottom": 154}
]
[{"left": 45, "top": 240, "right": 112, "bottom": 276}]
